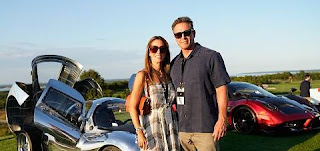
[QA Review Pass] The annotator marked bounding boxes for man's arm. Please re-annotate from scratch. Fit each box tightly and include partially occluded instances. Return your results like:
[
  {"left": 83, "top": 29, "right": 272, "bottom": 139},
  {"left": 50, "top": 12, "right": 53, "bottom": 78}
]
[{"left": 212, "top": 85, "right": 228, "bottom": 141}]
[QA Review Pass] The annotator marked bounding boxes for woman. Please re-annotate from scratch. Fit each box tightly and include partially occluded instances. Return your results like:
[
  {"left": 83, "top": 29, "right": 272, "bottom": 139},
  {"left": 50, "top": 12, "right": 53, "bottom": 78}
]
[{"left": 128, "top": 36, "right": 180, "bottom": 151}]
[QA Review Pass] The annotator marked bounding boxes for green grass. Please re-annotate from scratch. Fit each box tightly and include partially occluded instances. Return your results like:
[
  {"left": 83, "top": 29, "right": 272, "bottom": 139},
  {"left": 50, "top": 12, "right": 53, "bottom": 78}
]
[
  {"left": 114, "top": 111, "right": 131, "bottom": 122},
  {"left": 220, "top": 130, "right": 320, "bottom": 151},
  {"left": 0, "top": 135, "right": 16, "bottom": 151},
  {"left": 267, "top": 80, "right": 320, "bottom": 95}
]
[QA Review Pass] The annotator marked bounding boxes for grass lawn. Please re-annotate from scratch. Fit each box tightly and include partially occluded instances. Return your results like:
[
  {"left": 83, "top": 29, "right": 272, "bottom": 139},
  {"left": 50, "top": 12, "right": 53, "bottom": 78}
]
[
  {"left": 0, "top": 135, "right": 16, "bottom": 151},
  {"left": 220, "top": 130, "right": 320, "bottom": 151},
  {"left": 267, "top": 80, "right": 320, "bottom": 95}
]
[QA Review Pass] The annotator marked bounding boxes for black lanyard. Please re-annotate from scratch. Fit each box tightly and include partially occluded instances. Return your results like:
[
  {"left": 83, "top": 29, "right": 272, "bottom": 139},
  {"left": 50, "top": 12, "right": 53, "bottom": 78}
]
[
  {"left": 180, "top": 58, "right": 187, "bottom": 87},
  {"left": 161, "top": 83, "right": 169, "bottom": 104}
]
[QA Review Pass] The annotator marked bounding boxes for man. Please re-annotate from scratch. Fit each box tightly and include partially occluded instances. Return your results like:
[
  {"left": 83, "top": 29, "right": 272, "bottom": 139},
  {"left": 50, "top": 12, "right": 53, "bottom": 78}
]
[
  {"left": 300, "top": 73, "right": 311, "bottom": 98},
  {"left": 170, "top": 16, "right": 231, "bottom": 151}
]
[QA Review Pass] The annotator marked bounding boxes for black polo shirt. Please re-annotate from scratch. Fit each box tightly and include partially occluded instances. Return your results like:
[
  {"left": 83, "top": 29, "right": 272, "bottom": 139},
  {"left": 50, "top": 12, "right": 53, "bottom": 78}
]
[
  {"left": 170, "top": 43, "right": 231, "bottom": 133},
  {"left": 300, "top": 80, "right": 311, "bottom": 97}
]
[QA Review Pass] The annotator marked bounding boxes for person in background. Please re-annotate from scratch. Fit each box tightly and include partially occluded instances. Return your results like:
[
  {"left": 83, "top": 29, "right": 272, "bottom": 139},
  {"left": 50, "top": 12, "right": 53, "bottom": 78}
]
[
  {"left": 170, "top": 16, "right": 231, "bottom": 151},
  {"left": 300, "top": 73, "right": 311, "bottom": 99},
  {"left": 128, "top": 36, "right": 180, "bottom": 151}
]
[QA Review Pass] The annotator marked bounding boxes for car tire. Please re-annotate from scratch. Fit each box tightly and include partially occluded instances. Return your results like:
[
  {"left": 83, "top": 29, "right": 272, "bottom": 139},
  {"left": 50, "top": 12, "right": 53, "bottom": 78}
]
[
  {"left": 232, "top": 106, "right": 257, "bottom": 134},
  {"left": 17, "top": 131, "right": 33, "bottom": 151},
  {"left": 102, "top": 146, "right": 122, "bottom": 151}
]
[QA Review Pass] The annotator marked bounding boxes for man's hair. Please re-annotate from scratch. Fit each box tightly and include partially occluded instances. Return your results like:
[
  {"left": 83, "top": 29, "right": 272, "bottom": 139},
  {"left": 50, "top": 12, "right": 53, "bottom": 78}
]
[
  {"left": 171, "top": 16, "right": 194, "bottom": 30},
  {"left": 305, "top": 73, "right": 311, "bottom": 78}
]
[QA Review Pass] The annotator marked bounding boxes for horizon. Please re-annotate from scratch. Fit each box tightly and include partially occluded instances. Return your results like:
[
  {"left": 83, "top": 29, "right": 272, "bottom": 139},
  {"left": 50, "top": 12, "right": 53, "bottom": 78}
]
[
  {"left": 1, "top": 1, "right": 319, "bottom": 84},
  {"left": 1, "top": 69, "right": 319, "bottom": 86}
]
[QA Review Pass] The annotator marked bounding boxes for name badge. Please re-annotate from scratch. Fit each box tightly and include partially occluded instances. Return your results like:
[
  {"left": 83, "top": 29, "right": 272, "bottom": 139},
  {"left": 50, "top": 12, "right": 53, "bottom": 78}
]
[{"left": 177, "top": 87, "right": 185, "bottom": 105}]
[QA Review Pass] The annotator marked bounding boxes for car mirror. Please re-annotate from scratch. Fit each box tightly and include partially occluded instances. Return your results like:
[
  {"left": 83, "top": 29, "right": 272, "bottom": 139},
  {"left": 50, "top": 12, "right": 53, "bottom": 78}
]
[{"left": 290, "top": 88, "right": 297, "bottom": 93}]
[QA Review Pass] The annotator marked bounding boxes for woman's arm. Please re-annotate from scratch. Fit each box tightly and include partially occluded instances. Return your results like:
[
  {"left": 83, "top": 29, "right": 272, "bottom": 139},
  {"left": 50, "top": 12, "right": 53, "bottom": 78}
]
[
  {"left": 129, "top": 71, "right": 145, "bottom": 129},
  {"left": 128, "top": 71, "right": 148, "bottom": 149}
]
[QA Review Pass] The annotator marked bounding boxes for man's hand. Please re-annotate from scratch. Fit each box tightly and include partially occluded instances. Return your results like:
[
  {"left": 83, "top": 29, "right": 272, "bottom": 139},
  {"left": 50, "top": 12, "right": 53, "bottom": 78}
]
[
  {"left": 212, "top": 118, "right": 227, "bottom": 141},
  {"left": 213, "top": 85, "right": 228, "bottom": 142}
]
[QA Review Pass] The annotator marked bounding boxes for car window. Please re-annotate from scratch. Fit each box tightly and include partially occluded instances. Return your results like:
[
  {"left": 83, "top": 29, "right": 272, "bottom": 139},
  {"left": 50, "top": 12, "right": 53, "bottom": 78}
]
[
  {"left": 42, "top": 87, "right": 83, "bottom": 127},
  {"left": 228, "top": 82, "right": 276, "bottom": 98}
]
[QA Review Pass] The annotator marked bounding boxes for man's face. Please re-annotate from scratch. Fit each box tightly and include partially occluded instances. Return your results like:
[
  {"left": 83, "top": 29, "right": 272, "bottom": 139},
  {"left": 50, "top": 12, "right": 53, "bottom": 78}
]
[
  {"left": 173, "top": 22, "right": 195, "bottom": 51},
  {"left": 306, "top": 76, "right": 311, "bottom": 81}
]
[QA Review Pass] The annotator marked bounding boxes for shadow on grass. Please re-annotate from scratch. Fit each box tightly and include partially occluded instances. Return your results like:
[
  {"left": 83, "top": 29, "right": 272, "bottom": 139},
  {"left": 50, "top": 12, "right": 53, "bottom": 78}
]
[{"left": 220, "top": 129, "right": 320, "bottom": 151}]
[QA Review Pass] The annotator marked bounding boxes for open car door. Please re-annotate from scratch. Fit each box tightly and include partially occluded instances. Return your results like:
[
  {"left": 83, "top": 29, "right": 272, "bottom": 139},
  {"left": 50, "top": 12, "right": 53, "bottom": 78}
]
[{"left": 34, "top": 79, "right": 86, "bottom": 150}]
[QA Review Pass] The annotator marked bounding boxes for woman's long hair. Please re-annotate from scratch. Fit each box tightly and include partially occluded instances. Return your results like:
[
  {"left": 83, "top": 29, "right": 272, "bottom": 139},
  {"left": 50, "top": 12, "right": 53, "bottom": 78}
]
[{"left": 144, "top": 36, "right": 170, "bottom": 83}]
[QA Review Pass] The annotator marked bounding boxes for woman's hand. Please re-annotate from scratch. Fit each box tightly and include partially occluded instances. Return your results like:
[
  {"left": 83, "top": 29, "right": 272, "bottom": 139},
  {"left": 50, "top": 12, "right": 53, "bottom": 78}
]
[{"left": 137, "top": 130, "right": 148, "bottom": 150}]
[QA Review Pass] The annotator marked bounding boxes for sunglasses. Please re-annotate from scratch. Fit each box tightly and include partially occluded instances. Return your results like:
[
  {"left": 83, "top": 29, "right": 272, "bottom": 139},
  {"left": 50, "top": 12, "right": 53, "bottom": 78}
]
[
  {"left": 149, "top": 46, "right": 167, "bottom": 54},
  {"left": 174, "top": 29, "right": 193, "bottom": 39}
]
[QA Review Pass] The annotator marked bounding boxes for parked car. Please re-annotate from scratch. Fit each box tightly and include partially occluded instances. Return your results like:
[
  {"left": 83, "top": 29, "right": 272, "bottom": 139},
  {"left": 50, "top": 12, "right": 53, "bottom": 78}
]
[
  {"left": 284, "top": 87, "right": 320, "bottom": 111},
  {"left": 6, "top": 55, "right": 138, "bottom": 151},
  {"left": 227, "top": 82, "right": 320, "bottom": 134}
]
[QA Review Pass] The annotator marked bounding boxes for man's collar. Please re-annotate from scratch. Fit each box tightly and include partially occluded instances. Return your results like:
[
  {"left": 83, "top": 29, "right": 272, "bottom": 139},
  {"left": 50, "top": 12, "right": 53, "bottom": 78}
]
[{"left": 178, "top": 42, "right": 200, "bottom": 59}]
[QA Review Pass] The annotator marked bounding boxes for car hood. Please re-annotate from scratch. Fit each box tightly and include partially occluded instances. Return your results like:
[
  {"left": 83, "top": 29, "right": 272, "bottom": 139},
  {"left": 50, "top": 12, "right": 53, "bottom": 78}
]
[{"left": 253, "top": 96, "right": 310, "bottom": 115}]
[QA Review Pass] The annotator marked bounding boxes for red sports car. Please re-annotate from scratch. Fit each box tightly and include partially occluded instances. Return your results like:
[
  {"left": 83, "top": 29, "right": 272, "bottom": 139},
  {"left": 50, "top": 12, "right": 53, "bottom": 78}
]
[{"left": 227, "top": 82, "right": 320, "bottom": 134}]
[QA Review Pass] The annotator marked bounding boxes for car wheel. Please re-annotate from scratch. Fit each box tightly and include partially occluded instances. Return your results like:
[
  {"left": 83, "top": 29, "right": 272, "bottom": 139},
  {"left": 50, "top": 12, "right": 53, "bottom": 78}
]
[
  {"left": 232, "top": 106, "right": 257, "bottom": 134},
  {"left": 17, "top": 131, "right": 32, "bottom": 151},
  {"left": 102, "top": 146, "right": 121, "bottom": 151}
]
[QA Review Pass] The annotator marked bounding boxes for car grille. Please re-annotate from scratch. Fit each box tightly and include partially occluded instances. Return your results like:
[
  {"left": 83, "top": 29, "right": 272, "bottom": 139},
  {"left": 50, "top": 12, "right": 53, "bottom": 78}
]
[{"left": 283, "top": 119, "right": 306, "bottom": 128}]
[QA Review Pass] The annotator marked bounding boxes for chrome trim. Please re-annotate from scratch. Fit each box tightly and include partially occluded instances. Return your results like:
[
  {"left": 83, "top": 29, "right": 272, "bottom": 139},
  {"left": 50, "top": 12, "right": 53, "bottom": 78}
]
[{"left": 77, "top": 131, "right": 139, "bottom": 151}]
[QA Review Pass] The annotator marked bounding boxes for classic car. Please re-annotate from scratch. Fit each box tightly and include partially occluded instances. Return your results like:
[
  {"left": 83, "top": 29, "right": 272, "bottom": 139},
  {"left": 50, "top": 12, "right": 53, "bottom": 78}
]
[
  {"left": 227, "top": 82, "right": 320, "bottom": 134},
  {"left": 6, "top": 55, "right": 138, "bottom": 151}
]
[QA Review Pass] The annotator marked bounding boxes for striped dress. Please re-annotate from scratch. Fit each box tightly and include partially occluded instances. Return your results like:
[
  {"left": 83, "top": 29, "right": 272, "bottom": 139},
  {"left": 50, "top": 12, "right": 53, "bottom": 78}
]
[{"left": 139, "top": 82, "right": 180, "bottom": 151}]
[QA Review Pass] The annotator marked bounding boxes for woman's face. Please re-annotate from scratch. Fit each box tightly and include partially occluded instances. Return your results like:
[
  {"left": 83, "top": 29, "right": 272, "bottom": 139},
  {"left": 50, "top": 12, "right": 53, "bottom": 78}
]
[{"left": 148, "top": 39, "right": 167, "bottom": 64}]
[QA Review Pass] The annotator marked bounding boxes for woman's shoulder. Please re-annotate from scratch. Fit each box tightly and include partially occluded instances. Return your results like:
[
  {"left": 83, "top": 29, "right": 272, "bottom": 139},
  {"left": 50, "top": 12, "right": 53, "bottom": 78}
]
[
  {"left": 135, "top": 70, "right": 147, "bottom": 83},
  {"left": 136, "top": 70, "right": 146, "bottom": 78}
]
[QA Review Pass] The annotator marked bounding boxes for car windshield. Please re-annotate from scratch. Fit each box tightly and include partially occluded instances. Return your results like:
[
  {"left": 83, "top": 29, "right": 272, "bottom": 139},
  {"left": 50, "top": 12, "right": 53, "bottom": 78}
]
[
  {"left": 42, "top": 87, "right": 83, "bottom": 127},
  {"left": 228, "top": 82, "right": 276, "bottom": 98}
]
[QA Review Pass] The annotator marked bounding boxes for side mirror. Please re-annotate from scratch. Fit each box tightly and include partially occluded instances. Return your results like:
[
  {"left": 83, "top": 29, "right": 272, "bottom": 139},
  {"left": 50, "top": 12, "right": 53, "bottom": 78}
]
[{"left": 290, "top": 88, "right": 297, "bottom": 93}]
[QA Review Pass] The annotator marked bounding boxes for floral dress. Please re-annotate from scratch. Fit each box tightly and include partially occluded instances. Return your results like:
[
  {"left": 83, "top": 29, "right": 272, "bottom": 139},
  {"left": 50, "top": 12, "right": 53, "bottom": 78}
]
[{"left": 139, "top": 82, "right": 180, "bottom": 151}]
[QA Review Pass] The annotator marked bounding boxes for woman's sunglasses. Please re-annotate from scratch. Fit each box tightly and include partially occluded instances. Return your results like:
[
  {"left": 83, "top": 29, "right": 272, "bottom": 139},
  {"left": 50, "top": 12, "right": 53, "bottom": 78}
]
[
  {"left": 149, "top": 46, "right": 167, "bottom": 54},
  {"left": 174, "top": 29, "right": 193, "bottom": 39}
]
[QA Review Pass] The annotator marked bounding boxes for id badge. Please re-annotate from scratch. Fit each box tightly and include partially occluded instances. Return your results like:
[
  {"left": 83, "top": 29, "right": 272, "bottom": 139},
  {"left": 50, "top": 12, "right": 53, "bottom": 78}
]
[
  {"left": 165, "top": 107, "right": 173, "bottom": 124},
  {"left": 177, "top": 87, "right": 185, "bottom": 105}
]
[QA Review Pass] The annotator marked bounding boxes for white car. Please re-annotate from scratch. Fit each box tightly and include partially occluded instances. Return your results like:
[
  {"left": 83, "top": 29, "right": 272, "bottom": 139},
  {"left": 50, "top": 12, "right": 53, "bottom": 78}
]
[{"left": 6, "top": 55, "right": 138, "bottom": 151}]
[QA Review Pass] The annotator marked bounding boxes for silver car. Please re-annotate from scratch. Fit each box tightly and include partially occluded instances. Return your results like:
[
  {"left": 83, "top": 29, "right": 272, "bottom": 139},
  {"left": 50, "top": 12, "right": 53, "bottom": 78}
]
[{"left": 6, "top": 55, "right": 139, "bottom": 151}]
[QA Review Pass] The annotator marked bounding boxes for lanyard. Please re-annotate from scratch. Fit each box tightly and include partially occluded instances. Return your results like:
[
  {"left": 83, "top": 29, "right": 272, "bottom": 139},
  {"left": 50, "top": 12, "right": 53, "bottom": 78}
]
[
  {"left": 161, "top": 83, "right": 169, "bottom": 104},
  {"left": 180, "top": 58, "right": 186, "bottom": 87}
]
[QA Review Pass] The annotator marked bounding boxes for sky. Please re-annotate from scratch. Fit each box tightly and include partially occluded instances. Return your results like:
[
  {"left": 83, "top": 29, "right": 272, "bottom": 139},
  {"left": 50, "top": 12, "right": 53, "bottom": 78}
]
[{"left": 0, "top": 0, "right": 319, "bottom": 85}]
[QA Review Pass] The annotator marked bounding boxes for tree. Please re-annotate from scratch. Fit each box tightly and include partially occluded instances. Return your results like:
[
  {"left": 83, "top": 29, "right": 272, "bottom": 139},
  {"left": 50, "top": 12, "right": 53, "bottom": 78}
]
[{"left": 80, "top": 69, "right": 105, "bottom": 85}]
